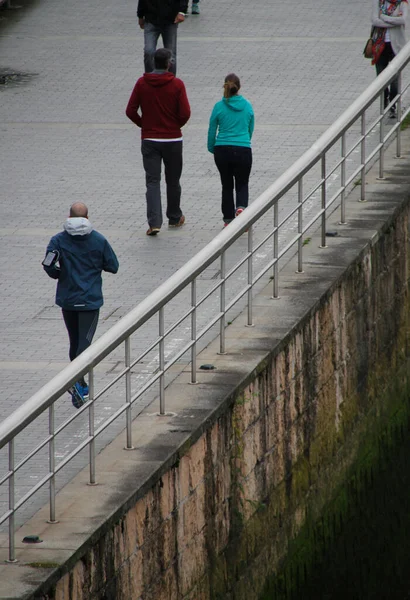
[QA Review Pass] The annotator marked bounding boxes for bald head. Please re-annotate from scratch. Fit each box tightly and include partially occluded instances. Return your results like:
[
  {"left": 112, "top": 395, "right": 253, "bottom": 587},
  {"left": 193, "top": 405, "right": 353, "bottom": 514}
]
[{"left": 69, "top": 202, "right": 88, "bottom": 218}]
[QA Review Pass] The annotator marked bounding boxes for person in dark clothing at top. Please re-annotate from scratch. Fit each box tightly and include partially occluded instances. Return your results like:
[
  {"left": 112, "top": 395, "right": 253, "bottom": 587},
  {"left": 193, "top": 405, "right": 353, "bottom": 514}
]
[
  {"left": 126, "top": 48, "right": 191, "bottom": 236},
  {"left": 43, "top": 202, "right": 119, "bottom": 408},
  {"left": 137, "top": 0, "right": 188, "bottom": 75}
]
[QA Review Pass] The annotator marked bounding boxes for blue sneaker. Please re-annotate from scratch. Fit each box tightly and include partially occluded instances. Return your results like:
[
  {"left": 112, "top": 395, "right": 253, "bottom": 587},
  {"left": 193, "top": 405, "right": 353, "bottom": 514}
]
[
  {"left": 79, "top": 379, "right": 89, "bottom": 400},
  {"left": 192, "top": 1, "right": 200, "bottom": 14},
  {"left": 69, "top": 382, "right": 87, "bottom": 409}
]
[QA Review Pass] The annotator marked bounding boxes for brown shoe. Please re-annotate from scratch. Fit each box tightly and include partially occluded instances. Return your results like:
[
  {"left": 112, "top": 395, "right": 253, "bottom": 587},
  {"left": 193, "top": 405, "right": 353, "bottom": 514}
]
[
  {"left": 146, "top": 227, "right": 161, "bottom": 236},
  {"left": 168, "top": 215, "right": 185, "bottom": 228}
]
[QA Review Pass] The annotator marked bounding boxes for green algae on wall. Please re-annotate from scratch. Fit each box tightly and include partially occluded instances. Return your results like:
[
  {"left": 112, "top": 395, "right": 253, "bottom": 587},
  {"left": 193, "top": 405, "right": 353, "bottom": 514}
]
[{"left": 259, "top": 365, "right": 410, "bottom": 600}]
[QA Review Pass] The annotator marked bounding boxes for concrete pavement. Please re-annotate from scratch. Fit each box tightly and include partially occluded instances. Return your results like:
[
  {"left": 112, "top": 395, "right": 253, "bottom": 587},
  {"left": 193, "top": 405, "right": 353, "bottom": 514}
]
[{"left": 0, "top": 0, "right": 385, "bottom": 528}]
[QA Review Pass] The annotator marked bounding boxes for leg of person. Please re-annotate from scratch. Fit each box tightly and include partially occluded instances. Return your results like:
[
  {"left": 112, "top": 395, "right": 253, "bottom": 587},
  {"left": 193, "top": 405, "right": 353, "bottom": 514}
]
[
  {"left": 232, "top": 147, "right": 253, "bottom": 214},
  {"left": 141, "top": 140, "right": 163, "bottom": 234},
  {"left": 192, "top": 0, "right": 200, "bottom": 14},
  {"left": 385, "top": 44, "right": 398, "bottom": 117},
  {"left": 163, "top": 141, "right": 184, "bottom": 226},
  {"left": 75, "top": 310, "right": 100, "bottom": 357},
  {"left": 68, "top": 309, "right": 99, "bottom": 405},
  {"left": 161, "top": 23, "right": 178, "bottom": 75},
  {"left": 62, "top": 309, "right": 80, "bottom": 362},
  {"left": 375, "top": 46, "right": 391, "bottom": 109},
  {"left": 214, "top": 146, "right": 235, "bottom": 225},
  {"left": 62, "top": 310, "right": 86, "bottom": 407},
  {"left": 143, "top": 22, "right": 160, "bottom": 73}
]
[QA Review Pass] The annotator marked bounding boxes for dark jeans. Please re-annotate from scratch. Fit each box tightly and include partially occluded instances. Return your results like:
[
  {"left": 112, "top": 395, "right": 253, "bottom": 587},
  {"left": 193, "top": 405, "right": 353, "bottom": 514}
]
[
  {"left": 376, "top": 42, "right": 398, "bottom": 109},
  {"left": 143, "top": 22, "right": 178, "bottom": 75},
  {"left": 214, "top": 145, "right": 253, "bottom": 223},
  {"left": 141, "top": 140, "right": 183, "bottom": 228},
  {"left": 62, "top": 309, "right": 99, "bottom": 362}
]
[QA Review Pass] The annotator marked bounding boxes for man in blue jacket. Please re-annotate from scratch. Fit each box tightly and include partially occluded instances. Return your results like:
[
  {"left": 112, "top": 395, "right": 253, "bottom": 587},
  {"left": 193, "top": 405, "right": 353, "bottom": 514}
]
[{"left": 43, "top": 202, "right": 119, "bottom": 408}]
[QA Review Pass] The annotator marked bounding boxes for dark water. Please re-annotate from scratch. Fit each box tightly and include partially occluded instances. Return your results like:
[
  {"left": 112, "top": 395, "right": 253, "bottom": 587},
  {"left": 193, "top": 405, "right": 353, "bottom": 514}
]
[{"left": 261, "top": 420, "right": 410, "bottom": 600}]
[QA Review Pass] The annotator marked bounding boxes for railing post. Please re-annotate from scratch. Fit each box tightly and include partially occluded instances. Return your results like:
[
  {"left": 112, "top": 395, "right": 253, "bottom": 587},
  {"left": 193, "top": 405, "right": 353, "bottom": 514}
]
[
  {"left": 273, "top": 202, "right": 279, "bottom": 298},
  {"left": 124, "top": 337, "right": 134, "bottom": 449},
  {"left": 360, "top": 111, "right": 366, "bottom": 201},
  {"left": 7, "top": 440, "right": 16, "bottom": 563},
  {"left": 320, "top": 155, "right": 327, "bottom": 248},
  {"left": 159, "top": 308, "right": 165, "bottom": 414},
  {"left": 190, "top": 279, "right": 197, "bottom": 383},
  {"left": 247, "top": 226, "right": 253, "bottom": 326},
  {"left": 379, "top": 93, "right": 385, "bottom": 180},
  {"left": 48, "top": 404, "right": 58, "bottom": 523},
  {"left": 397, "top": 70, "right": 402, "bottom": 158},
  {"left": 297, "top": 178, "right": 304, "bottom": 273},
  {"left": 340, "top": 133, "right": 347, "bottom": 224},
  {"left": 219, "top": 252, "right": 226, "bottom": 354},
  {"left": 88, "top": 368, "right": 96, "bottom": 485}
]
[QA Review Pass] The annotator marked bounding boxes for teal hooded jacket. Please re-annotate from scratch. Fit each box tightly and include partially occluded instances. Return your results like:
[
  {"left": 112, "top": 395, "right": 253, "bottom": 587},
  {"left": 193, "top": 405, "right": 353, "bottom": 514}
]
[{"left": 207, "top": 95, "right": 254, "bottom": 153}]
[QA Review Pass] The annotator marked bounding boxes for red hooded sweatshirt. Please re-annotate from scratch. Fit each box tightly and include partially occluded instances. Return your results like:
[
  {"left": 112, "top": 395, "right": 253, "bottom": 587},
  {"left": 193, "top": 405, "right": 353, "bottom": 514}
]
[{"left": 126, "top": 72, "right": 191, "bottom": 139}]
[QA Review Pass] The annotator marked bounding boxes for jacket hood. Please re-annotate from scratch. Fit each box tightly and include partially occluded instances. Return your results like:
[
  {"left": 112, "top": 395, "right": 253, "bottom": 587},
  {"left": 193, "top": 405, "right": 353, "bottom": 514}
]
[
  {"left": 64, "top": 217, "right": 93, "bottom": 236},
  {"left": 223, "top": 95, "right": 248, "bottom": 112},
  {"left": 143, "top": 71, "right": 175, "bottom": 87}
]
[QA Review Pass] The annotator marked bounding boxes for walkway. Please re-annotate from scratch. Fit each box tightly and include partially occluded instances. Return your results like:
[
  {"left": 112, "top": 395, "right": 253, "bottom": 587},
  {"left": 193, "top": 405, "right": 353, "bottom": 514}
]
[{"left": 0, "top": 0, "right": 377, "bottom": 526}]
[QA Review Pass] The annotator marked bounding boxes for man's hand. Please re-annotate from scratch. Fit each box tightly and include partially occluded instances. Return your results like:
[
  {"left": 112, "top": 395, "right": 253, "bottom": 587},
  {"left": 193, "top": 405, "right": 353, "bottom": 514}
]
[
  {"left": 174, "top": 13, "right": 185, "bottom": 23},
  {"left": 138, "top": 17, "right": 145, "bottom": 29}
]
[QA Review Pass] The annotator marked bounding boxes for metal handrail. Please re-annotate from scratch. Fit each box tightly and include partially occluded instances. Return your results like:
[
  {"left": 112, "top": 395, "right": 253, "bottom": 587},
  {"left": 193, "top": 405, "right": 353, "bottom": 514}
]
[{"left": 1, "top": 43, "right": 410, "bottom": 562}]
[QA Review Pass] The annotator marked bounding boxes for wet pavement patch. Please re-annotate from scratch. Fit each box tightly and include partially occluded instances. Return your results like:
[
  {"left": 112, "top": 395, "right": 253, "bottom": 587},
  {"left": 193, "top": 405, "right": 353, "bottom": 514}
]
[{"left": 0, "top": 68, "right": 36, "bottom": 87}]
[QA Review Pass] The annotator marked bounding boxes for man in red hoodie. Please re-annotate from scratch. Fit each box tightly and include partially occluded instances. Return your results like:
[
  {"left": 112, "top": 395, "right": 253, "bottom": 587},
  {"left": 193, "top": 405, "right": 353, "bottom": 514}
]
[{"left": 126, "top": 48, "right": 191, "bottom": 236}]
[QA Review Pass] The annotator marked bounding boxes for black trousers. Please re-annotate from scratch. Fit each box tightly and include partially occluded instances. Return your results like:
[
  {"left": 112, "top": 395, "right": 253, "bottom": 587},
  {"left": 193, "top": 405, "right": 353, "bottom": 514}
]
[
  {"left": 62, "top": 309, "right": 99, "bottom": 362},
  {"left": 214, "top": 145, "right": 252, "bottom": 223},
  {"left": 141, "top": 140, "right": 183, "bottom": 228},
  {"left": 376, "top": 42, "right": 398, "bottom": 108}
]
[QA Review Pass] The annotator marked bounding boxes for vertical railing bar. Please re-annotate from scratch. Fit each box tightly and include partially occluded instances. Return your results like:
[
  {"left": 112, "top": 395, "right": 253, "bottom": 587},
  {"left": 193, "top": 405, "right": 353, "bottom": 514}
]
[
  {"left": 7, "top": 439, "right": 16, "bottom": 562},
  {"left": 191, "top": 279, "right": 197, "bottom": 383},
  {"left": 297, "top": 178, "right": 303, "bottom": 273},
  {"left": 360, "top": 112, "right": 366, "bottom": 201},
  {"left": 124, "top": 337, "right": 133, "bottom": 449},
  {"left": 159, "top": 308, "right": 165, "bottom": 414},
  {"left": 379, "top": 93, "right": 385, "bottom": 179},
  {"left": 397, "top": 70, "right": 402, "bottom": 158},
  {"left": 340, "top": 133, "right": 346, "bottom": 224},
  {"left": 88, "top": 368, "right": 96, "bottom": 485},
  {"left": 247, "top": 226, "right": 253, "bottom": 326},
  {"left": 273, "top": 203, "right": 279, "bottom": 298},
  {"left": 48, "top": 403, "right": 57, "bottom": 523},
  {"left": 320, "top": 155, "right": 327, "bottom": 248},
  {"left": 219, "top": 253, "right": 226, "bottom": 354}
]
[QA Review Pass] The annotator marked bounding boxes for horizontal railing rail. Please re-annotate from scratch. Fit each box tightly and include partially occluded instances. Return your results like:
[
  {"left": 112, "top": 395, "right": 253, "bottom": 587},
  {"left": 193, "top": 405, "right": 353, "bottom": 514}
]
[{"left": 1, "top": 43, "right": 410, "bottom": 562}]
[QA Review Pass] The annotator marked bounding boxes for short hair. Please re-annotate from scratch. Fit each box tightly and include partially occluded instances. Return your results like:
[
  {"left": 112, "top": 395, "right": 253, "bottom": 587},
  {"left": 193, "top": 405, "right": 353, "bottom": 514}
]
[
  {"left": 69, "top": 202, "right": 88, "bottom": 218},
  {"left": 223, "top": 73, "right": 241, "bottom": 99},
  {"left": 154, "top": 48, "right": 173, "bottom": 70}
]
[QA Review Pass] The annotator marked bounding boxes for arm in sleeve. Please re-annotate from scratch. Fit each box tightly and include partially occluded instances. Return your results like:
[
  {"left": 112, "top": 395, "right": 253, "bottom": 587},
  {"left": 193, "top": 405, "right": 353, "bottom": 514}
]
[
  {"left": 103, "top": 241, "right": 119, "bottom": 274},
  {"left": 43, "top": 239, "right": 61, "bottom": 280},
  {"left": 177, "top": 82, "right": 191, "bottom": 126},
  {"left": 372, "top": 0, "right": 394, "bottom": 27},
  {"left": 207, "top": 105, "right": 218, "bottom": 154},
  {"left": 381, "top": 2, "right": 408, "bottom": 26},
  {"left": 179, "top": 0, "right": 188, "bottom": 13},
  {"left": 249, "top": 109, "right": 255, "bottom": 140},
  {"left": 137, "top": 0, "right": 145, "bottom": 18},
  {"left": 126, "top": 82, "right": 143, "bottom": 128}
]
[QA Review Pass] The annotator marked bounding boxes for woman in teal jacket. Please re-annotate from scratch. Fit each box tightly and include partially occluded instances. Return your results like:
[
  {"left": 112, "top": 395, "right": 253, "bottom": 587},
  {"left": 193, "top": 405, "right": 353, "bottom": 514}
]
[{"left": 207, "top": 73, "right": 254, "bottom": 226}]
